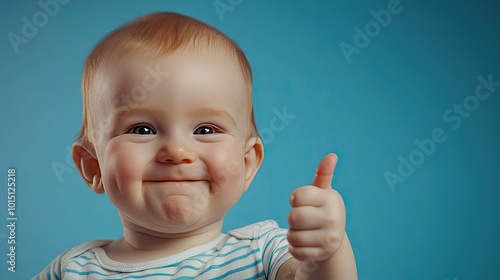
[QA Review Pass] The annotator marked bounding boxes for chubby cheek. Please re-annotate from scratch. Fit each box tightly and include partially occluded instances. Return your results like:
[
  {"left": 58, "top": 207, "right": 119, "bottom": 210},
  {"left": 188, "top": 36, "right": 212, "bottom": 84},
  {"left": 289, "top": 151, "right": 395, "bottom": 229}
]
[
  {"left": 203, "top": 141, "right": 246, "bottom": 199},
  {"left": 100, "top": 141, "right": 152, "bottom": 205}
]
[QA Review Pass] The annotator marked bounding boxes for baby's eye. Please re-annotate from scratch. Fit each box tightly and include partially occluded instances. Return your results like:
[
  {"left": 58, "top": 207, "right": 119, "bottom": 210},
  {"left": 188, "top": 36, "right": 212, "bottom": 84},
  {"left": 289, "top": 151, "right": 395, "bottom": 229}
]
[
  {"left": 128, "top": 125, "right": 156, "bottom": 135},
  {"left": 193, "top": 125, "right": 220, "bottom": 135}
]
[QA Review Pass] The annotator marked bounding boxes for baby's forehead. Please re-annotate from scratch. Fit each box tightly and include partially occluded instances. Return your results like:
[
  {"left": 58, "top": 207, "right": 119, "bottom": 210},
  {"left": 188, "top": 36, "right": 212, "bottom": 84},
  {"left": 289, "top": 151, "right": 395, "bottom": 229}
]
[
  {"left": 93, "top": 49, "right": 250, "bottom": 121},
  {"left": 109, "top": 49, "right": 242, "bottom": 88}
]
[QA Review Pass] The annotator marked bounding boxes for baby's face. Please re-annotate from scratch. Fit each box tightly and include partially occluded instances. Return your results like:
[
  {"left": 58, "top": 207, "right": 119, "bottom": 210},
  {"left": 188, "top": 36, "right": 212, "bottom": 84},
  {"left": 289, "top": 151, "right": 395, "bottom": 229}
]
[{"left": 90, "top": 49, "right": 255, "bottom": 234}]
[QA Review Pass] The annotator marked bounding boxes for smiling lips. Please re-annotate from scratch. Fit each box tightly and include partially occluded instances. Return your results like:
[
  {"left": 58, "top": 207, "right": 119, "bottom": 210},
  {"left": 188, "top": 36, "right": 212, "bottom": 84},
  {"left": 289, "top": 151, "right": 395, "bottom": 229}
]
[
  {"left": 145, "top": 179, "right": 206, "bottom": 185},
  {"left": 148, "top": 179, "right": 203, "bottom": 182}
]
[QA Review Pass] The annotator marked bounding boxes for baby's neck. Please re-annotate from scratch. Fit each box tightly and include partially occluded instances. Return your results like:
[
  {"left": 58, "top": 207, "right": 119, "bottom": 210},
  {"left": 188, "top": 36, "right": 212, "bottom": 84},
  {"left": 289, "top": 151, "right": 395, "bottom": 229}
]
[{"left": 102, "top": 221, "right": 223, "bottom": 263}]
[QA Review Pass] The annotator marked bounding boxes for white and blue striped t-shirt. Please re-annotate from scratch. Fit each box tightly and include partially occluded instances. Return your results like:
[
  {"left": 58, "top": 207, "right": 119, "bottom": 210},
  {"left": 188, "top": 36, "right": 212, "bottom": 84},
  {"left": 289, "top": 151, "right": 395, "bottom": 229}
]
[{"left": 35, "top": 220, "right": 292, "bottom": 280}]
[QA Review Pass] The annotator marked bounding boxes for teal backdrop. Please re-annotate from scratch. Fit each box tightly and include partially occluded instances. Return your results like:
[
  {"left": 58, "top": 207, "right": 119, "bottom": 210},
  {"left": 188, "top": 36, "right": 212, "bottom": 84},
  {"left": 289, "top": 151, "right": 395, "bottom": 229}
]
[{"left": 1, "top": 0, "right": 499, "bottom": 279}]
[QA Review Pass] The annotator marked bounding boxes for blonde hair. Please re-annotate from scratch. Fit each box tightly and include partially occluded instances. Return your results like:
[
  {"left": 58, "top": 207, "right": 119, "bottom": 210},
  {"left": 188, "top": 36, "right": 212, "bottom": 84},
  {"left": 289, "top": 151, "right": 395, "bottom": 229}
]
[{"left": 77, "top": 12, "right": 257, "bottom": 145}]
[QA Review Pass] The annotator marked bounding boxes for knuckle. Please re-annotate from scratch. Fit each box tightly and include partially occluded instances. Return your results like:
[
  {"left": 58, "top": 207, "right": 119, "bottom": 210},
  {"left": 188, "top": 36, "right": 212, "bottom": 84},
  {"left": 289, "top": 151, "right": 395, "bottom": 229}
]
[
  {"left": 326, "top": 189, "right": 342, "bottom": 203},
  {"left": 291, "top": 249, "right": 309, "bottom": 261},
  {"left": 291, "top": 188, "right": 306, "bottom": 202},
  {"left": 287, "top": 230, "right": 299, "bottom": 245},
  {"left": 313, "top": 248, "right": 330, "bottom": 261},
  {"left": 324, "top": 214, "right": 338, "bottom": 225},
  {"left": 288, "top": 208, "right": 307, "bottom": 228},
  {"left": 333, "top": 190, "right": 345, "bottom": 205},
  {"left": 288, "top": 210, "right": 297, "bottom": 227},
  {"left": 317, "top": 232, "right": 341, "bottom": 254}
]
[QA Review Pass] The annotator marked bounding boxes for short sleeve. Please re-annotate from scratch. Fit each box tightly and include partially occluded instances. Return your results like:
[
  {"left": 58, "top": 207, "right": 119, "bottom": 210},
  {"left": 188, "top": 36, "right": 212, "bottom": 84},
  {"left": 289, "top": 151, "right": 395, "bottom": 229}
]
[
  {"left": 228, "top": 220, "right": 292, "bottom": 279},
  {"left": 255, "top": 220, "right": 292, "bottom": 279},
  {"left": 33, "top": 251, "right": 66, "bottom": 280},
  {"left": 32, "top": 240, "right": 110, "bottom": 280}
]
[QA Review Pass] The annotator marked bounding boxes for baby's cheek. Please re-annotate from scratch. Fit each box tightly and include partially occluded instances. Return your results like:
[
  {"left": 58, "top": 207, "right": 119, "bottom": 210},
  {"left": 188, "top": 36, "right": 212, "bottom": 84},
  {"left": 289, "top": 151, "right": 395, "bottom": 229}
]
[
  {"left": 217, "top": 153, "right": 245, "bottom": 193},
  {"left": 213, "top": 162, "right": 241, "bottom": 190},
  {"left": 103, "top": 142, "right": 148, "bottom": 190}
]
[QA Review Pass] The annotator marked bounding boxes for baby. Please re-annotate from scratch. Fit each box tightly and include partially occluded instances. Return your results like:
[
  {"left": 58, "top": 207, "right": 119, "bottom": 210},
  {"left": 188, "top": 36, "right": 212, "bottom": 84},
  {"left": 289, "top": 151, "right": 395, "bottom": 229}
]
[{"left": 35, "top": 12, "right": 357, "bottom": 279}]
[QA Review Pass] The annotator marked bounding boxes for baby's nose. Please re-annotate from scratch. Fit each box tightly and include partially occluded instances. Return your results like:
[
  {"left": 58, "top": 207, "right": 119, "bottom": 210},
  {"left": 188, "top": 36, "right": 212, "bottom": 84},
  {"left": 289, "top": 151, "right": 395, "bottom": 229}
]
[{"left": 156, "top": 140, "right": 197, "bottom": 164}]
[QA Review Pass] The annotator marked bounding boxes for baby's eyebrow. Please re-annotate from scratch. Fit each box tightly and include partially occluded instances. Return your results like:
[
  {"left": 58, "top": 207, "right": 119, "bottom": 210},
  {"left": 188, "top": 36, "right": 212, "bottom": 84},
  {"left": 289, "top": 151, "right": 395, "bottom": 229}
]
[
  {"left": 191, "top": 107, "right": 237, "bottom": 127},
  {"left": 113, "top": 107, "right": 154, "bottom": 122}
]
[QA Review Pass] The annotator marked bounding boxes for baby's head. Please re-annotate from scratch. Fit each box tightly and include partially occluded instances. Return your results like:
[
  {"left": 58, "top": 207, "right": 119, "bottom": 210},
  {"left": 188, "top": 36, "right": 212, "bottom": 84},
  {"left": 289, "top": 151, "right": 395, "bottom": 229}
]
[
  {"left": 78, "top": 12, "right": 258, "bottom": 146},
  {"left": 72, "top": 12, "right": 264, "bottom": 234}
]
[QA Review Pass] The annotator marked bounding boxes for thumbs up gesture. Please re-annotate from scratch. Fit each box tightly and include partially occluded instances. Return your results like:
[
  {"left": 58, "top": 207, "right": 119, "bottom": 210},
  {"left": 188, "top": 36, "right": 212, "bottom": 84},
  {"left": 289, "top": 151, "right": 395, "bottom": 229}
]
[{"left": 287, "top": 153, "right": 346, "bottom": 262}]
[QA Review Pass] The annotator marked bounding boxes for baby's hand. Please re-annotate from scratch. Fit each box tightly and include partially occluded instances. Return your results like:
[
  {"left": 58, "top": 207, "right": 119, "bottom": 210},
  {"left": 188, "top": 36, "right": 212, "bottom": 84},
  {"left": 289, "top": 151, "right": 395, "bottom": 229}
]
[{"left": 287, "top": 153, "right": 346, "bottom": 262}]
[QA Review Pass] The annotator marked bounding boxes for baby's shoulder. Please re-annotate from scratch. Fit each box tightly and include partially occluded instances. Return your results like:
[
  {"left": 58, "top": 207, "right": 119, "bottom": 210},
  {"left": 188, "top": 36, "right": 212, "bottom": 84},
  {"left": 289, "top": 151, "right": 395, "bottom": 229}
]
[
  {"left": 58, "top": 240, "right": 112, "bottom": 262},
  {"left": 34, "top": 240, "right": 112, "bottom": 279},
  {"left": 227, "top": 219, "right": 285, "bottom": 241}
]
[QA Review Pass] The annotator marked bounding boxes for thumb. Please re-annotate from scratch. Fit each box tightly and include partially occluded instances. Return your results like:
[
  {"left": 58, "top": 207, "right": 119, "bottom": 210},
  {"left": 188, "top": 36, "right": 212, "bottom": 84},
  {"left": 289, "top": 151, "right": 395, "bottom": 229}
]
[{"left": 312, "top": 153, "right": 338, "bottom": 189}]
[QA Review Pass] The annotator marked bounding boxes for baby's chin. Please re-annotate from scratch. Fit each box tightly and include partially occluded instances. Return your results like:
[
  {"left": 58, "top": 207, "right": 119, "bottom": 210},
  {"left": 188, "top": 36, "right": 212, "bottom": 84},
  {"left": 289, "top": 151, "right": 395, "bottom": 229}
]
[
  {"left": 159, "top": 195, "right": 207, "bottom": 226},
  {"left": 124, "top": 202, "right": 219, "bottom": 235}
]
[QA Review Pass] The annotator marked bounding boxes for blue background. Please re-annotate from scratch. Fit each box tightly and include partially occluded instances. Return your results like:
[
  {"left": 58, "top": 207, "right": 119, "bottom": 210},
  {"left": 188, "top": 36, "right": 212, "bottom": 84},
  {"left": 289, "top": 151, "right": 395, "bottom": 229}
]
[{"left": 1, "top": 0, "right": 499, "bottom": 279}]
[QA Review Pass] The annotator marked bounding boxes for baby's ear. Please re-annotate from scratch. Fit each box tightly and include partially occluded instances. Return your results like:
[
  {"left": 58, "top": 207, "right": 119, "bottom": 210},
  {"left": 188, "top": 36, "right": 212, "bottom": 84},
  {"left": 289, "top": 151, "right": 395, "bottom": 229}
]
[
  {"left": 72, "top": 142, "right": 104, "bottom": 194},
  {"left": 243, "top": 136, "right": 264, "bottom": 191}
]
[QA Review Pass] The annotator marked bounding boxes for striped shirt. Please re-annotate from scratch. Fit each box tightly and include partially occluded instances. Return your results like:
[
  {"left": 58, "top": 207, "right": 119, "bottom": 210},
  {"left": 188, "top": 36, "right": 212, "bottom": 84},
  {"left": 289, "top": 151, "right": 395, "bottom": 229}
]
[{"left": 34, "top": 220, "right": 292, "bottom": 280}]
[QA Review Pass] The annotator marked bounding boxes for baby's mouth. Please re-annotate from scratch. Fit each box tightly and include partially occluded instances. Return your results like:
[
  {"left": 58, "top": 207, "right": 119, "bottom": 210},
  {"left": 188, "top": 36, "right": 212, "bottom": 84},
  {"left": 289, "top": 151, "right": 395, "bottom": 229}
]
[
  {"left": 144, "top": 179, "right": 208, "bottom": 186},
  {"left": 147, "top": 179, "right": 203, "bottom": 183}
]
